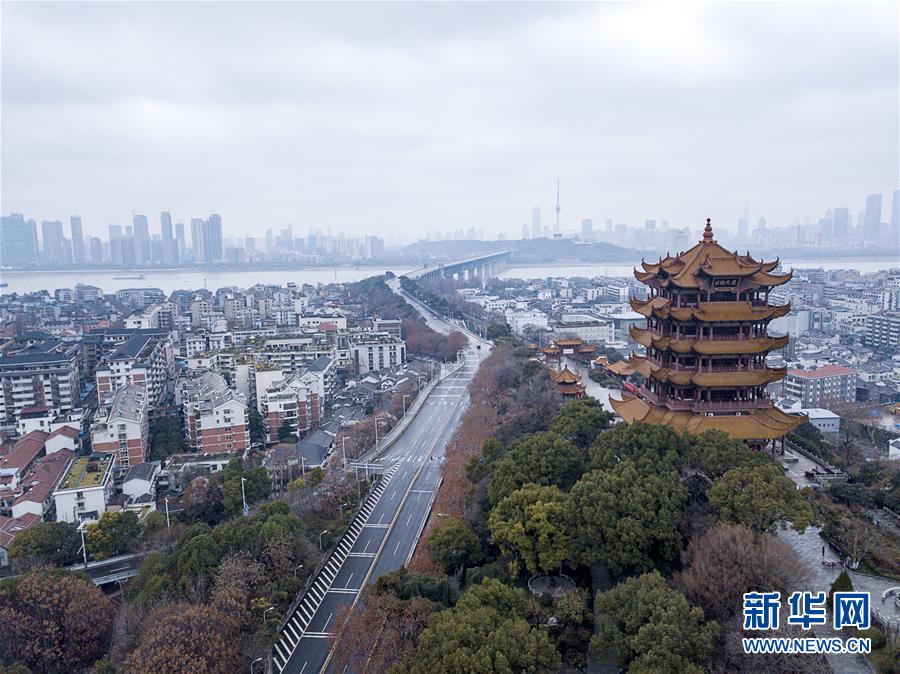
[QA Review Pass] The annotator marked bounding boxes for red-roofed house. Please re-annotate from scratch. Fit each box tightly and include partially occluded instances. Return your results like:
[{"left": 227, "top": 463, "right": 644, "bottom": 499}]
[
  {"left": 12, "top": 449, "right": 76, "bottom": 519},
  {"left": 783, "top": 365, "right": 856, "bottom": 408},
  {"left": 0, "top": 512, "right": 41, "bottom": 567}
]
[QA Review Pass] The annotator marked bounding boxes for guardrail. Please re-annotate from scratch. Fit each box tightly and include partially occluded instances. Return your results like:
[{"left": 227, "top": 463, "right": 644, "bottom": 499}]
[{"left": 272, "top": 461, "right": 401, "bottom": 672}]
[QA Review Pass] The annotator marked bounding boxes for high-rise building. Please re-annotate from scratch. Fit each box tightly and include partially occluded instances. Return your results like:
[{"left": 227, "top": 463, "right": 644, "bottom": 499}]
[
  {"left": 109, "top": 224, "right": 124, "bottom": 265},
  {"left": 88, "top": 236, "right": 103, "bottom": 263},
  {"left": 190, "top": 218, "right": 205, "bottom": 261},
  {"left": 0, "top": 213, "right": 39, "bottom": 264},
  {"left": 554, "top": 181, "right": 561, "bottom": 236},
  {"left": 737, "top": 217, "right": 749, "bottom": 241},
  {"left": 832, "top": 207, "right": 850, "bottom": 239},
  {"left": 532, "top": 206, "right": 541, "bottom": 239},
  {"left": 207, "top": 213, "right": 224, "bottom": 262},
  {"left": 891, "top": 189, "right": 899, "bottom": 231},
  {"left": 70, "top": 216, "right": 85, "bottom": 264},
  {"left": 863, "top": 193, "right": 882, "bottom": 241},
  {"left": 521, "top": 223, "right": 529, "bottom": 240},
  {"left": 160, "top": 211, "right": 175, "bottom": 264},
  {"left": 40, "top": 220, "right": 66, "bottom": 264},
  {"left": 133, "top": 214, "right": 150, "bottom": 264},
  {"left": 174, "top": 222, "right": 186, "bottom": 260},
  {"left": 580, "top": 218, "right": 593, "bottom": 239}
]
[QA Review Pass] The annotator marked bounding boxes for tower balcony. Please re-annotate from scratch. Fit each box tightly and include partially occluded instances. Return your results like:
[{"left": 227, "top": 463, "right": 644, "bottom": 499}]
[{"left": 641, "top": 389, "right": 774, "bottom": 414}]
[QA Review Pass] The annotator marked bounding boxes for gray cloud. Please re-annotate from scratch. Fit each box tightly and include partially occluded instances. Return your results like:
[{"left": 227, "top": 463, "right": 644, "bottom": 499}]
[{"left": 1, "top": 1, "right": 897, "bottom": 240}]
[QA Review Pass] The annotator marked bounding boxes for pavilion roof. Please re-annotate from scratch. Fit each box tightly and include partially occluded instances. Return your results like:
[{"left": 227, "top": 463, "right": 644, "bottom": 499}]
[
  {"left": 634, "top": 219, "right": 790, "bottom": 289},
  {"left": 609, "top": 395, "right": 804, "bottom": 440}
]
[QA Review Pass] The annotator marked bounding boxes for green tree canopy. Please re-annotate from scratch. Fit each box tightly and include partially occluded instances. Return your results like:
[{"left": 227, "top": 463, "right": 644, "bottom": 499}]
[
  {"left": 592, "top": 571, "right": 718, "bottom": 674},
  {"left": 587, "top": 423, "right": 686, "bottom": 474},
  {"left": 708, "top": 463, "right": 813, "bottom": 532},
  {"left": 219, "top": 459, "right": 272, "bottom": 517},
  {"left": 8, "top": 521, "right": 80, "bottom": 570},
  {"left": 549, "top": 398, "right": 614, "bottom": 448},
  {"left": 391, "top": 578, "right": 560, "bottom": 674},
  {"left": 427, "top": 516, "right": 483, "bottom": 574},
  {"left": 568, "top": 461, "right": 687, "bottom": 577},
  {"left": 86, "top": 510, "right": 141, "bottom": 560},
  {"left": 683, "top": 430, "right": 770, "bottom": 479},
  {"left": 488, "top": 432, "right": 584, "bottom": 505},
  {"left": 489, "top": 483, "right": 572, "bottom": 577}
]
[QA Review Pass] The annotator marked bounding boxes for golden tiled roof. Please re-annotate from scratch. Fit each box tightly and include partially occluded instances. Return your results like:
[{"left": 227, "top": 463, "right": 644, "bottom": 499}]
[
  {"left": 609, "top": 395, "right": 805, "bottom": 440},
  {"left": 630, "top": 297, "right": 791, "bottom": 323},
  {"left": 630, "top": 325, "right": 789, "bottom": 356},
  {"left": 628, "top": 355, "right": 787, "bottom": 387},
  {"left": 549, "top": 365, "right": 582, "bottom": 384},
  {"left": 634, "top": 219, "right": 790, "bottom": 289}
]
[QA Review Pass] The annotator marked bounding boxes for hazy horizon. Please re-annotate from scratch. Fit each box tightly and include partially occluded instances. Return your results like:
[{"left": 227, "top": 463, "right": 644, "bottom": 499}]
[{"left": 2, "top": 2, "right": 897, "bottom": 240}]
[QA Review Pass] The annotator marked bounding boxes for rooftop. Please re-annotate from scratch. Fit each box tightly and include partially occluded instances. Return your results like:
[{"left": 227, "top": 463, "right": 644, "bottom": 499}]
[
  {"left": 58, "top": 454, "right": 113, "bottom": 491},
  {"left": 787, "top": 365, "right": 856, "bottom": 379}
]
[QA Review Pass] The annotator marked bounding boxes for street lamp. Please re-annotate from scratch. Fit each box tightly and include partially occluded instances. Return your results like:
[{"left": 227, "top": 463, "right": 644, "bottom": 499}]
[
  {"left": 240, "top": 476, "right": 249, "bottom": 516},
  {"left": 342, "top": 437, "right": 348, "bottom": 470},
  {"left": 263, "top": 606, "right": 275, "bottom": 621},
  {"left": 164, "top": 497, "right": 170, "bottom": 529},
  {"left": 319, "top": 529, "right": 329, "bottom": 551},
  {"left": 78, "top": 522, "right": 88, "bottom": 569},
  {"left": 294, "top": 563, "right": 304, "bottom": 577},
  {"left": 402, "top": 394, "right": 411, "bottom": 417},
  {"left": 251, "top": 657, "right": 264, "bottom": 674},
  {"left": 339, "top": 502, "right": 350, "bottom": 517}
]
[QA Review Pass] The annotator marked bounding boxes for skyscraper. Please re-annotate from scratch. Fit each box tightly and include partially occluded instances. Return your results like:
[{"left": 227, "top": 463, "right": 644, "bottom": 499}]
[
  {"left": 175, "top": 222, "right": 186, "bottom": 260},
  {"left": 190, "top": 218, "right": 205, "bottom": 261},
  {"left": 554, "top": 181, "right": 561, "bottom": 236},
  {"left": 863, "top": 193, "right": 882, "bottom": 241},
  {"left": 891, "top": 189, "right": 899, "bottom": 231},
  {"left": 160, "top": 211, "right": 175, "bottom": 264},
  {"left": 0, "top": 213, "right": 39, "bottom": 264},
  {"left": 207, "top": 213, "right": 224, "bottom": 262},
  {"left": 70, "top": 216, "right": 85, "bottom": 264},
  {"left": 832, "top": 207, "right": 850, "bottom": 239},
  {"left": 531, "top": 207, "right": 541, "bottom": 239},
  {"left": 521, "top": 223, "right": 529, "bottom": 240},
  {"left": 580, "top": 218, "right": 593, "bottom": 240},
  {"left": 133, "top": 214, "right": 150, "bottom": 264},
  {"left": 88, "top": 236, "right": 103, "bottom": 264},
  {"left": 40, "top": 220, "right": 66, "bottom": 264},
  {"left": 737, "top": 217, "right": 749, "bottom": 241},
  {"left": 109, "top": 224, "right": 124, "bottom": 265}
]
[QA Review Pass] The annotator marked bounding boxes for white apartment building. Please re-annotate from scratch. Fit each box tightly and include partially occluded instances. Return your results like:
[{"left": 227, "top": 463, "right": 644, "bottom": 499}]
[{"left": 53, "top": 453, "right": 116, "bottom": 523}]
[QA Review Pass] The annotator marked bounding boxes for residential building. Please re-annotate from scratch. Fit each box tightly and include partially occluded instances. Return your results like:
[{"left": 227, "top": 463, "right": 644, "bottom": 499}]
[
  {"left": 349, "top": 332, "right": 405, "bottom": 373},
  {"left": 0, "top": 344, "right": 81, "bottom": 426},
  {"left": 181, "top": 372, "right": 249, "bottom": 454},
  {"left": 53, "top": 453, "right": 116, "bottom": 523},
  {"left": 91, "top": 385, "right": 149, "bottom": 468},
  {"left": 95, "top": 332, "right": 174, "bottom": 405},
  {"left": 783, "top": 365, "right": 856, "bottom": 408},
  {"left": 865, "top": 313, "right": 900, "bottom": 352}
]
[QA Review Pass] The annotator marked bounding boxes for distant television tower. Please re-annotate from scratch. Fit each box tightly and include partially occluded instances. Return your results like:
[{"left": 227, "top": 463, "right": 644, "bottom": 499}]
[{"left": 554, "top": 180, "right": 561, "bottom": 235}]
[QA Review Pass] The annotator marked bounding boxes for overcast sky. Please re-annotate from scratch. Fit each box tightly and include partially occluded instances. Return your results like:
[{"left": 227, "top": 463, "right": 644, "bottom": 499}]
[{"left": 2, "top": 1, "right": 897, "bottom": 241}]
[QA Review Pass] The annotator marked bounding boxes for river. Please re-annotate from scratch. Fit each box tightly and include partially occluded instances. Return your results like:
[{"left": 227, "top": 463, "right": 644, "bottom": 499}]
[
  {"left": 0, "top": 266, "right": 416, "bottom": 295},
  {"left": 500, "top": 257, "right": 899, "bottom": 281}
]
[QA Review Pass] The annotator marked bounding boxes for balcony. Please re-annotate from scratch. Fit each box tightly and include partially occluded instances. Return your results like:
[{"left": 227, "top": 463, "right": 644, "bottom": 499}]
[{"left": 642, "top": 389, "right": 774, "bottom": 413}]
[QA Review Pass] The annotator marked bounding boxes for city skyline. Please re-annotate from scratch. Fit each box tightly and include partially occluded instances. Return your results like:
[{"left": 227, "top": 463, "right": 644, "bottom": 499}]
[{"left": 2, "top": 2, "right": 897, "bottom": 239}]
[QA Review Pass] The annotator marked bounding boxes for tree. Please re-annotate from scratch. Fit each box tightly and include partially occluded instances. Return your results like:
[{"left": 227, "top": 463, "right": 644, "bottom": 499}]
[
  {"left": 708, "top": 463, "right": 813, "bottom": 533},
  {"left": 485, "top": 322, "right": 512, "bottom": 341},
  {"left": 123, "top": 603, "right": 243, "bottom": 673},
  {"left": 592, "top": 571, "right": 717, "bottom": 674},
  {"left": 277, "top": 420, "right": 297, "bottom": 442},
  {"left": 148, "top": 415, "right": 188, "bottom": 462},
  {"left": 210, "top": 551, "right": 267, "bottom": 630},
  {"left": 220, "top": 460, "right": 271, "bottom": 517},
  {"left": 587, "top": 422, "right": 686, "bottom": 474},
  {"left": 673, "top": 524, "right": 810, "bottom": 621},
  {"left": 683, "top": 430, "right": 769, "bottom": 479},
  {"left": 568, "top": 461, "right": 687, "bottom": 577},
  {"left": 488, "top": 432, "right": 583, "bottom": 505},
  {"left": 181, "top": 476, "right": 225, "bottom": 525},
  {"left": 334, "top": 594, "right": 439, "bottom": 673},
  {"left": 248, "top": 406, "right": 266, "bottom": 446},
  {"left": 86, "top": 510, "right": 141, "bottom": 560},
  {"left": 0, "top": 567, "right": 114, "bottom": 673},
  {"left": 489, "top": 484, "right": 571, "bottom": 577},
  {"left": 392, "top": 579, "right": 560, "bottom": 674},
  {"left": 549, "top": 398, "right": 613, "bottom": 448},
  {"left": 828, "top": 570, "right": 854, "bottom": 605},
  {"left": 427, "top": 516, "right": 482, "bottom": 574},
  {"left": 443, "top": 330, "right": 470, "bottom": 361},
  {"left": 8, "top": 521, "right": 80, "bottom": 570}
]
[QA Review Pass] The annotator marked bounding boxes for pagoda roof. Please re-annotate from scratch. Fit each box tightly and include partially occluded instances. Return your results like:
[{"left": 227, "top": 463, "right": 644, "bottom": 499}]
[
  {"left": 553, "top": 339, "right": 585, "bottom": 347},
  {"left": 630, "top": 326, "right": 789, "bottom": 355},
  {"left": 630, "top": 297, "right": 791, "bottom": 323},
  {"left": 628, "top": 355, "right": 786, "bottom": 386},
  {"left": 549, "top": 365, "right": 582, "bottom": 384},
  {"left": 635, "top": 219, "right": 790, "bottom": 289},
  {"left": 557, "top": 383, "right": 586, "bottom": 397},
  {"left": 609, "top": 395, "right": 805, "bottom": 440}
]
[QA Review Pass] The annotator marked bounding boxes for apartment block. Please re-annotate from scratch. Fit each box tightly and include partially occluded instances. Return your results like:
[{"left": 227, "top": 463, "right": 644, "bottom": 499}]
[
  {"left": 91, "top": 384, "right": 149, "bottom": 468},
  {"left": 783, "top": 365, "right": 856, "bottom": 408},
  {"left": 181, "top": 372, "right": 249, "bottom": 454},
  {"left": 0, "top": 343, "right": 81, "bottom": 426},
  {"left": 95, "top": 332, "right": 174, "bottom": 404}
]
